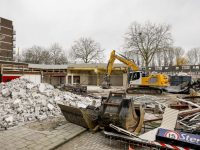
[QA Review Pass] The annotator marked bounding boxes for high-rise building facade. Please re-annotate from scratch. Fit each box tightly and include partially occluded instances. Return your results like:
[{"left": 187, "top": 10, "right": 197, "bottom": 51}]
[{"left": 0, "top": 17, "right": 15, "bottom": 61}]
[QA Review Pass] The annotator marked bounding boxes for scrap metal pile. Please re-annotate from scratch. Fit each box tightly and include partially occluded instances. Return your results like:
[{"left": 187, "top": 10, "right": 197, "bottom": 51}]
[
  {"left": 55, "top": 82, "right": 200, "bottom": 149},
  {"left": 164, "top": 72, "right": 200, "bottom": 94},
  {"left": 107, "top": 91, "right": 200, "bottom": 149},
  {"left": 0, "top": 77, "right": 99, "bottom": 130}
]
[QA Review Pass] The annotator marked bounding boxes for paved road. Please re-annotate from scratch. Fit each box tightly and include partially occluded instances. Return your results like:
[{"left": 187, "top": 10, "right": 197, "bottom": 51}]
[
  {"left": 57, "top": 130, "right": 149, "bottom": 150},
  {"left": 0, "top": 122, "right": 86, "bottom": 150}
]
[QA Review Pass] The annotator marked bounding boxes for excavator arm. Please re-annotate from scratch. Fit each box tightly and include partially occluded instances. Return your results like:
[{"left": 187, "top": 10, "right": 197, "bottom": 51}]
[{"left": 102, "top": 50, "right": 138, "bottom": 89}]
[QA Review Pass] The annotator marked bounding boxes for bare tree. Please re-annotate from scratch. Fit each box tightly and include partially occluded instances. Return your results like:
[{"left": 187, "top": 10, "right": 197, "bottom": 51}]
[
  {"left": 166, "top": 47, "right": 175, "bottom": 66},
  {"left": 19, "top": 43, "right": 68, "bottom": 64},
  {"left": 186, "top": 49, "right": 195, "bottom": 65},
  {"left": 69, "top": 37, "right": 104, "bottom": 63},
  {"left": 156, "top": 51, "right": 163, "bottom": 66},
  {"left": 186, "top": 47, "right": 200, "bottom": 65},
  {"left": 173, "top": 46, "right": 185, "bottom": 61},
  {"left": 124, "top": 21, "right": 173, "bottom": 71},
  {"left": 47, "top": 43, "right": 68, "bottom": 64},
  {"left": 20, "top": 45, "right": 46, "bottom": 64}
]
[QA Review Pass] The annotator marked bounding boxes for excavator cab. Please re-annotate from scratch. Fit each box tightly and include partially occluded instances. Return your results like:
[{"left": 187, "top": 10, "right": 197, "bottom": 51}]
[{"left": 129, "top": 71, "right": 142, "bottom": 85}]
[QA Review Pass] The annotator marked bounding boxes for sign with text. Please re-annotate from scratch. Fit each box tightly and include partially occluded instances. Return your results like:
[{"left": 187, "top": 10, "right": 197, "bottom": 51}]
[{"left": 158, "top": 128, "right": 200, "bottom": 146}]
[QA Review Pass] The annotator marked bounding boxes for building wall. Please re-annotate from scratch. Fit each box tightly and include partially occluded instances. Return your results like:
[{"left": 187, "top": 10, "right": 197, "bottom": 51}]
[
  {"left": 67, "top": 70, "right": 125, "bottom": 86},
  {"left": 0, "top": 17, "right": 15, "bottom": 60},
  {"left": 2, "top": 74, "right": 21, "bottom": 82},
  {"left": 123, "top": 73, "right": 127, "bottom": 87},
  {"left": 24, "top": 74, "right": 41, "bottom": 84},
  {"left": 2, "top": 74, "right": 41, "bottom": 84},
  {"left": 42, "top": 75, "right": 66, "bottom": 86}
]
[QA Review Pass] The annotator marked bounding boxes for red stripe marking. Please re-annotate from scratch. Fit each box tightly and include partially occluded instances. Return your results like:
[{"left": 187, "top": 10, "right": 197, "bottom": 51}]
[
  {"left": 159, "top": 142, "right": 167, "bottom": 148},
  {"left": 152, "top": 142, "right": 191, "bottom": 150},
  {"left": 170, "top": 145, "right": 180, "bottom": 150}
]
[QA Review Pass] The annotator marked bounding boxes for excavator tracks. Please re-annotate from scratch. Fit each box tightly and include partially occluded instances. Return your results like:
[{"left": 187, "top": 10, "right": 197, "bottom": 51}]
[{"left": 126, "top": 87, "right": 162, "bottom": 94}]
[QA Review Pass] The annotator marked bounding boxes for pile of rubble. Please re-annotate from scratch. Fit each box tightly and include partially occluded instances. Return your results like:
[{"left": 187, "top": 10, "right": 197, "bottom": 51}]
[
  {"left": 0, "top": 77, "right": 99, "bottom": 130},
  {"left": 175, "top": 72, "right": 190, "bottom": 76},
  {"left": 128, "top": 95, "right": 170, "bottom": 112}
]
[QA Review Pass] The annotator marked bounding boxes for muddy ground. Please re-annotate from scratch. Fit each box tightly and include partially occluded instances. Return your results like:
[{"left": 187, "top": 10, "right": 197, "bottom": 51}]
[{"left": 25, "top": 116, "right": 67, "bottom": 131}]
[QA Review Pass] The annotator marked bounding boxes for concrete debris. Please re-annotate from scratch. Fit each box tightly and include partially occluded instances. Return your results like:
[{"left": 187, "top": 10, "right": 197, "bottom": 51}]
[
  {"left": 5, "top": 116, "right": 13, "bottom": 123},
  {"left": 47, "top": 103, "right": 54, "bottom": 110},
  {"left": 2, "top": 88, "right": 10, "bottom": 97},
  {"left": 0, "top": 77, "right": 99, "bottom": 130},
  {"left": 13, "top": 99, "right": 21, "bottom": 108},
  {"left": 175, "top": 72, "right": 189, "bottom": 76},
  {"left": 77, "top": 103, "right": 87, "bottom": 108},
  {"left": 39, "top": 83, "right": 45, "bottom": 93},
  {"left": 127, "top": 95, "right": 170, "bottom": 112}
]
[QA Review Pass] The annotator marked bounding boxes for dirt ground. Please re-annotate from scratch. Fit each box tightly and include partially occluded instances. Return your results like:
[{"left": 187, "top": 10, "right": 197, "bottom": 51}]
[{"left": 25, "top": 116, "right": 67, "bottom": 131}]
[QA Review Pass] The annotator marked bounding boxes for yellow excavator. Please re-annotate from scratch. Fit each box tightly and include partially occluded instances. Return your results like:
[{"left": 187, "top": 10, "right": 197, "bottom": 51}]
[{"left": 102, "top": 50, "right": 169, "bottom": 94}]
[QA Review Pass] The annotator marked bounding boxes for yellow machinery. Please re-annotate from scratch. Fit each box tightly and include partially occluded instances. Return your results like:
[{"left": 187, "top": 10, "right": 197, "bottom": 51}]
[{"left": 102, "top": 50, "right": 168, "bottom": 94}]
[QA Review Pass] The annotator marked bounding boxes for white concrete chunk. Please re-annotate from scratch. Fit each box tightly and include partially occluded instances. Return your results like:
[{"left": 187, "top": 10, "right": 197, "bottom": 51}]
[
  {"left": 54, "top": 96, "right": 61, "bottom": 102},
  {"left": 5, "top": 116, "right": 13, "bottom": 123},
  {"left": 77, "top": 103, "right": 87, "bottom": 108},
  {"left": 12, "top": 92, "right": 19, "bottom": 99},
  {"left": 2, "top": 89, "right": 10, "bottom": 97},
  {"left": 64, "top": 94, "right": 73, "bottom": 101},
  {"left": 27, "top": 83, "right": 35, "bottom": 89},
  {"left": 37, "top": 115, "right": 47, "bottom": 121},
  {"left": 13, "top": 99, "right": 21, "bottom": 108},
  {"left": 47, "top": 103, "right": 54, "bottom": 110},
  {"left": 39, "top": 83, "right": 45, "bottom": 93}
]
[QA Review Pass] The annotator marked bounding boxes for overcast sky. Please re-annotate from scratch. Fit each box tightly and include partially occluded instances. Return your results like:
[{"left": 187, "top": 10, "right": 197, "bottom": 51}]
[{"left": 1, "top": 0, "right": 200, "bottom": 62}]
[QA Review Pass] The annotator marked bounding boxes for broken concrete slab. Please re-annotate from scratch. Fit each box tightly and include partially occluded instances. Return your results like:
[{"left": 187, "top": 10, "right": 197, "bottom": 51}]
[
  {"left": 2, "top": 89, "right": 10, "bottom": 97},
  {"left": 39, "top": 83, "right": 45, "bottom": 93},
  {"left": 47, "top": 103, "right": 54, "bottom": 110},
  {"left": 5, "top": 116, "right": 13, "bottom": 123},
  {"left": 13, "top": 99, "right": 21, "bottom": 108}
]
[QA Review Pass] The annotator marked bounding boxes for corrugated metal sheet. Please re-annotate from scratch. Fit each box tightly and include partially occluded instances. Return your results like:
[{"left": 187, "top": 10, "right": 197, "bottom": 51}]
[
  {"left": 139, "top": 128, "right": 159, "bottom": 141},
  {"left": 139, "top": 108, "right": 179, "bottom": 141},
  {"left": 160, "top": 108, "right": 179, "bottom": 130}
]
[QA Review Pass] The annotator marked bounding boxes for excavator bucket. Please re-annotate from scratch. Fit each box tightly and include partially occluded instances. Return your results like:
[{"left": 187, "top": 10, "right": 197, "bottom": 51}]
[
  {"left": 57, "top": 104, "right": 98, "bottom": 129},
  {"left": 102, "top": 75, "right": 111, "bottom": 89},
  {"left": 58, "top": 91, "right": 144, "bottom": 134},
  {"left": 98, "top": 92, "right": 144, "bottom": 134}
]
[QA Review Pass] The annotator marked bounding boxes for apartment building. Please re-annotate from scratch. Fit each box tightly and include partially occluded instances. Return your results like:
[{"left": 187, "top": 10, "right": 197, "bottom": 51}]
[
  {"left": 148, "top": 65, "right": 200, "bottom": 79},
  {"left": 0, "top": 17, "right": 15, "bottom": 61}
]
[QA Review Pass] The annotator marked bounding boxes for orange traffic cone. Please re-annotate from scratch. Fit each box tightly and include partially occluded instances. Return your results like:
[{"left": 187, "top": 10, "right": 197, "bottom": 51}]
[{"left": 129, "top": 145, "right": 134, "bottom": 150}]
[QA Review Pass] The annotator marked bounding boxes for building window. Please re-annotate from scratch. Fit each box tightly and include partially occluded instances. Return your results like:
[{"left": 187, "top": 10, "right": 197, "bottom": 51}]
[
  {"left": 155, "top": 67, "right": 162, "bottom": 70},
  {"left": 149, "top": 68, "right": 151, "bottom": 70},
  {"left": 165, "top": 67, "right": 168, "bottom": 69},
  {"left": 176, "top": 67, "right": 179, "bottom": 70},
  {"left": 193, "top": 66, "right": 196, "bottom": 69},
  {"left": 182, "top": 66, "right": 190, "bottom": 69},
  {"left": 196, "top": 66, "right": 199, "bottom": 69}
]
